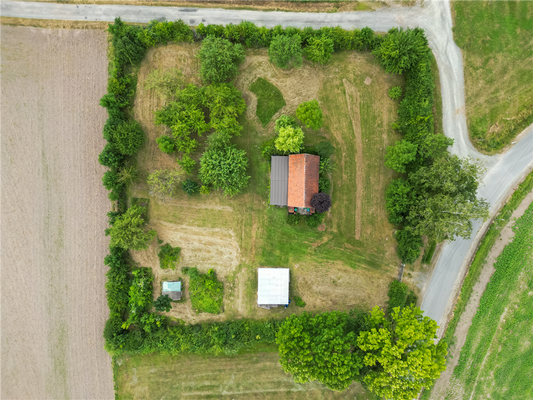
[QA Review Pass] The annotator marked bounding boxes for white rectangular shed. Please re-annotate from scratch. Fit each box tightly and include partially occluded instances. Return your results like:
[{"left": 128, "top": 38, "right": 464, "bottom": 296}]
[{"left": 257, "top": 268, "right": 290, "bottom": 309}]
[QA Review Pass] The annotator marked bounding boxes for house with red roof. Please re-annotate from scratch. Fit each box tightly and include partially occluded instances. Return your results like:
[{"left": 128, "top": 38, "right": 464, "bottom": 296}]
[{"left": 270, "top": 153, "right": 320, "bottom": 214}]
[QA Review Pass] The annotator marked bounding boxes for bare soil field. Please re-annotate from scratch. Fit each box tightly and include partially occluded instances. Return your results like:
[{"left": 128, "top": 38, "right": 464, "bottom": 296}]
[{"left": 1, "top": 26, "right": 114, "bottom": 399}]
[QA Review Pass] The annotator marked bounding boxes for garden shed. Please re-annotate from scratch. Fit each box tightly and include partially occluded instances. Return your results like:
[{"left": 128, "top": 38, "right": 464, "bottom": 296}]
[
  {"left": 269, "top": 154, "right": 320, "bottom": 212},
  {"left": 257, "top": 268, "right": 290, "bottom": 309},
  {"left": 162, "top": 281, "right": 182, "bottom": 301}
]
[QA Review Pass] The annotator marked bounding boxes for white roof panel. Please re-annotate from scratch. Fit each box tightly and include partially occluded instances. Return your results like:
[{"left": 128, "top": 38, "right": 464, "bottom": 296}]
[{"left": 257, "top": 268, "right": 290, "bottom": 305}]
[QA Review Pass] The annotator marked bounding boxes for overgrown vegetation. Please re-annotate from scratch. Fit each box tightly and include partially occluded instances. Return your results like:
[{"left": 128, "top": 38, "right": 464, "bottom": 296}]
[
  {"left": 157, "top": 243, "right": 181, "bottom": 269},
  {"left": 183, "top": 267, "right": 224, "bottom": 314},
  {"left": 268, "top": 34, "right": 303, "bottom": 69},
  {"left": 249, "top": 78, "right": 286, "bottom": 126},
  {"left": 106, "top": 205, "right": 156, "bottom": 250},
  {"left": 453, "top": 1, "right": 533, "bottom": 152}
]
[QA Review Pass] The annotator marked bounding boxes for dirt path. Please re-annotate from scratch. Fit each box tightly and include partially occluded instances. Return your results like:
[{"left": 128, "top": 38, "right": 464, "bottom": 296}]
[
  {"left": 428, "top": 190, "right": 533, "bottom": 400},
  {"left": 0, "top": 26, "right": 114, "bottom": 399}
]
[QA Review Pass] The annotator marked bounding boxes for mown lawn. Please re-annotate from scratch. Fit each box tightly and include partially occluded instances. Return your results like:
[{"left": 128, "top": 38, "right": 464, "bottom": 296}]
[
  {"left": 453, "top": 1, "right": 533, "bottom": 153},
  {"left": 114, "top": 350, "right": 374, "bottom": 400},
  {"left": 445, "top": 201, "right": 533, "bottom": 399}
]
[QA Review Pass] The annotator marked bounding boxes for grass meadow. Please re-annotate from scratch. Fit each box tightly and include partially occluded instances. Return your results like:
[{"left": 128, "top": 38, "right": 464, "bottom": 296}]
[{"left": 453, "top": 1, "right": 533, "bottom": 153}]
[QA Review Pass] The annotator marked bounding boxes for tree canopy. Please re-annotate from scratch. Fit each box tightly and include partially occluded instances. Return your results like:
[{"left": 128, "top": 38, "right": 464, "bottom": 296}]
[
  {"left": 311, "top": 192, "right": 332, "bottom": 213},
  {"left": 110, "top": 120, "right": 145, "bottom": 156},
  {"left": 385, "top": 140, "right": 418, "bottom": 173},
  {"left": 199, "top": 145, "right": 250, "bottom": 196},
  {"left": 268, "top": 34, "right": 303, "bottom": 69},
  {"left": 357, "top": 306, "right": 447, "bottom": 400},
  {"left": 276, "top": 312, "right": 364, "bottom": 391},
  {"left": 296, "top": 99, "right": 324, "bottom": 130},
  {"left": 305, "top": 35, "right": 334, "bottom": 64},
  {"left": 198, "top": 35, "right": 245, "bottom": 84},
  {"left": 106, "top": 206, "right": 157, "bottom": 250},
  {"left": 275, "top": 126, "right": 304, "bottom": 154}
]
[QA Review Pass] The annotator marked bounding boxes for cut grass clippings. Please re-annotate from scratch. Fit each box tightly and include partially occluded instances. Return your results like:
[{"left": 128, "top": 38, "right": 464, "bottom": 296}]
[
  {"left": 453, "top": 1, "right": 533, "bottom": 153},
  {"left": 249, "top": 77, "right": 286, "bottom": 126},
  {"left": 420, "top": 170, "right": 533, "bottom": 399}
]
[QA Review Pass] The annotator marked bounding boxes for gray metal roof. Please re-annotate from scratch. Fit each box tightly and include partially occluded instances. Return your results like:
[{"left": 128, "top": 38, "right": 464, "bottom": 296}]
[
  {"left": 257, "top": 268, "right": 290, "bottom": 305},
  {"left": 270, "top": 156, "right": 289, "bottom": 206}
]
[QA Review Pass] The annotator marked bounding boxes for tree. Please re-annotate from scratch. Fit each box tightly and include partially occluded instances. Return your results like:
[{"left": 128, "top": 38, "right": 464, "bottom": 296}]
[
  {"left": 156, "top": 135, "right": 176, "bottom": 154},
  {"left": 199, "top": 145, "right": 250, "bottom": 196},
  {"left": 102, "top": 170, "right": 123, "bottom": 191},
  {"left": 147, "top": 169, "right": 184, "bottom": 198},
  {"left": 117, "top": 165, "right": 138, "bottom": 185},
  {"left": 406, "top": 155, "right": 489, "bottom": 242},
  {"left": 372, "top": 27, "right": 429, "bottom": 74},
  {"left": 275, "top": 115, "right": 298, "bottom": 132},
  {"left": 385, "top": 140, "right": 418, "bottom": 173},
  {"left": 385, "top": 178, "right": 413, "bottom": 225},
  {"left": 275, "top": 126, "right": 304, "bottom": 154},
  {"left": 276, "top": 312, "right": 364, "bottom": 391},
  {"left": 154, "top": 294, "right": 172, "bottom": 312},
  {"left": 296, "top": 100, "right": 324, "bottom": 130},
  {"left": 357, "top": 306, "right": 447, "bottom": 400},
  {"left": 182, "top": 179, "right": 200, "bottom": 196},
  {"left": 177, "top": 154, "right": 196, "bottom": 174},
  {"left": 395, "top": 229, "right": 423, "bottom": 264},
  {"left": 305, "top": 35, "right": 334, "bottom": 64},
  {"left": 268, "top": 34, "right": 303, "bottom": 69},
  {"left": 311, "top": 192, "right": 332, "bottom": 213},
  {"left": 197, "top": 36, "right": 245, "bottom": 84},
  {"left": 106, "top": 205, "right": 157, "bottom": 250},
  {"left": 99, "top": 143, "right": 125, "bottom": 168},
  {"left": 111, "top": 120, "right": 145, "bottom": 156}
]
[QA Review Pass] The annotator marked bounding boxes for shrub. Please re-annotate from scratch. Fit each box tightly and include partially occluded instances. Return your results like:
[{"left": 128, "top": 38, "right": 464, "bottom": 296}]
[
  {"left": 111, "top": 120, "right": 145, "bottom": 156},
  {"left": 118, "top": 165, "right": 138, "bottom": 185},
  {"left": 198, "top": 36, "right": 245, "bottom": 84},
  {"left": 158, "top": 243, "right": 181, "bottom": 269},
  {"left": 319, "top": 177, "right": 331, "bottom": 194},
  {"left": 199, "top": 145, "right": 250, "bottom": 196},
  {"left": 274, "top": 114, "right": 298, "bottom": 132},
  {"left": 99, "top": 143, "right": 125, "bottom": 168},
  {"left": 102, "top": 170, "right": 123, "bottom": 191},
  {"left": 293, "top": 295, "right": 306, "bottom": 307},
  {"left": 306, "top": 212, "right": 325, "bottom": 228},
  {"left": 268, "top": 34, "right": 303, "bottom": 69},
  {"left": 154, "top": 295, "right": 172, "bottom": 312},
  {"left": 314, "top": 140, "right": 336, "bottom": 158},
  {"left": 305, "top": 35, "right": 334, "bottom": 64},
  {"left": 395, "top": 229, "right": 423, "bottom": 264},
  {"left": 287, "top": 213, "right": 301, "bottom": 226},
  {"left": 108, "top": 17, "right": 147, "bottom": 67},
  {"left": 177, "top": 154, "right": 196, "bottom": 174},
  {"left": 385, "top": 140, "right": 418, "bottom": 173},
  {"left": 123, "top": 268, "right": 154, "bottom": 328},
  {"left": 386, "top": 280, "right": 408, "bottom": 314},
  {"left": 311, "top": 192, "right": 332, "bottom": 213},
  {"left": 319, "top": 158, "right": 333, "bottom": 175},
  {"left": 385, "top": 178, "right": 413, "bottom": 225},
  {"left": 184, "top": 267, "right": 224, "bottom": 314},
  {"left": 249, "top": 78, "right": 286, "bottom": 126},
  {"left": 296, "top": 100, "right": 324, "bottom": 130},
  {"left": 200, "top": 185, "right": 210, "bottom": 195},
  {"left": 182, "top": 179, "right": 200, "bottom": 196},
  {"left": 275, "top": 126, "right": 305, "bottom": 154},
  {"left": 156, "top": 135, "right": 176, "bottom": 154},
  {"left": 106, "top": 206, "right": 157, "bottom": 250},
  {"left": 147, "top": 169, "right": 184, "bottom": 198},
  {"left": 389, "top": 86, "right": 402, "bottom": 100}
]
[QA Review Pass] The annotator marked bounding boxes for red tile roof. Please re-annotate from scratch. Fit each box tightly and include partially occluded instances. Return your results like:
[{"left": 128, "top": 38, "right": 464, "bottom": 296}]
[{"left": 288, "top": 154, "right": 320, "bottom": 208}]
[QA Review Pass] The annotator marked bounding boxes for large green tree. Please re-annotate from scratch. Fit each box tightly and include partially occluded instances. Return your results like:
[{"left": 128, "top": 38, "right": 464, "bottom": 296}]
[
  {"left": 357, "top": 306, "right": 447, "bottom": 400},
  {"left": 406, "top": 155, "right": 489, "bottom": 241},
  {"left": 372, "top": 27, "right": 428, "bottom": 74},
  {"left": 199, "top": 145, "right": 250, "bottom": 196},
  {"left": 198, "top": 36, "right": 245, "bottom": 84},
  {"left": 268, "top": 34, "right": 303, "bottom": 69},
  {"left": 276, "top": 312, "right": 364, "bottom": 391},
  {"left": 106, "top": 206, "right": 157, "bottom": 250},
  {"left": 385, "top": 140, "right": 418, "bottom": 173}
]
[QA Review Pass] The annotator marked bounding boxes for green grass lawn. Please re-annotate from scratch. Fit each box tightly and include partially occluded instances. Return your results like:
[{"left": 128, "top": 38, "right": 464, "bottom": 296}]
[
  {"left": 453, "top": 1, "right": 533, "bottom": 153},
  {"left": 447, "top": 201, "right": 533, "bottom": 399},
  {"left": 114, "top": 351, "right": 374, "bottom": 400},
  {"left": 249, "top": 77, "right": 286, "bottom": 126}
]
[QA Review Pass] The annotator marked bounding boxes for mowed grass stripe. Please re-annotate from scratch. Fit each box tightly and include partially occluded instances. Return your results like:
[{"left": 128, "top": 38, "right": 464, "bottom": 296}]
[{"left": 115, "top": 352, "right": 369, "bottom": 399}]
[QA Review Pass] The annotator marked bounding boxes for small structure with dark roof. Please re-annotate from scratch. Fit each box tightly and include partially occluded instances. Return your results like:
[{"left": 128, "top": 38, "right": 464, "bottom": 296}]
[
  {"left": 269, "top": 154, "right": 320, "bottom": 214},
  {"left": 162, "top": 281, "right": 182, "bottom": 301}
]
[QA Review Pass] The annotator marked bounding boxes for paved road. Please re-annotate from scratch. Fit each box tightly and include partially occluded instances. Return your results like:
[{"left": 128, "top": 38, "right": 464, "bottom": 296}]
[{"left": 3, "top": 0, "right": 532, "bottom": 332}]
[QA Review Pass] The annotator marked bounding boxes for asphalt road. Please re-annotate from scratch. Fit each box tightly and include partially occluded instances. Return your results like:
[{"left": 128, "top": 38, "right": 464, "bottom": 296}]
[{"left": 3, "top": 0, "right": 532, "bottom": 332}]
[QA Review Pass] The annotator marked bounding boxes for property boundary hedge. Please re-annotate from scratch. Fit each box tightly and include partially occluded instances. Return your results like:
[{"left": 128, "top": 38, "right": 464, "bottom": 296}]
[{"left": 101, "top": 18, "right": 438, "bottom": 358}]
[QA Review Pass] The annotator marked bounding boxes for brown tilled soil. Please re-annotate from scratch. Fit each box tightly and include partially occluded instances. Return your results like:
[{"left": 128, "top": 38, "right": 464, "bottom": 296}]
[
  {"left": 428, "top": 191, "right": 533, "bottom": 400},
  {"left": 0, "top": 26, "right": 114, "bottom": 399}
]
